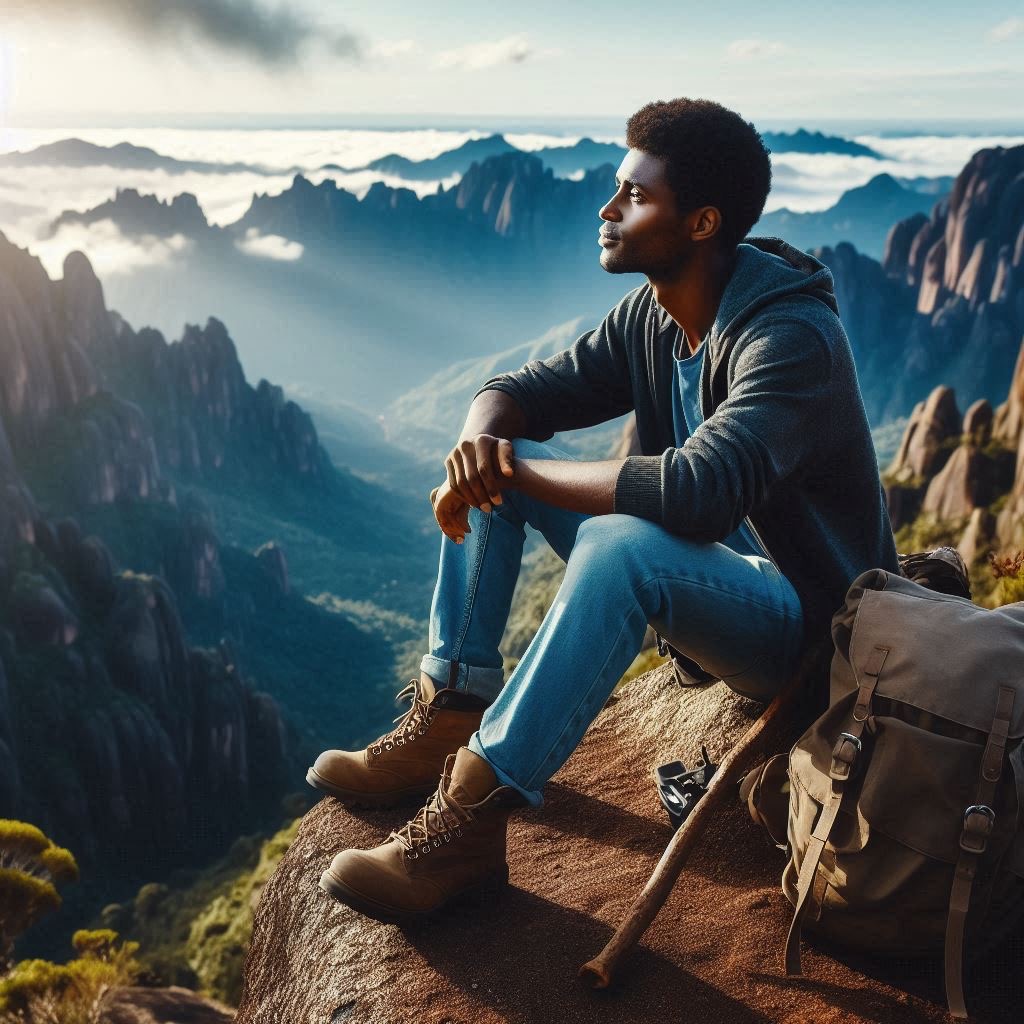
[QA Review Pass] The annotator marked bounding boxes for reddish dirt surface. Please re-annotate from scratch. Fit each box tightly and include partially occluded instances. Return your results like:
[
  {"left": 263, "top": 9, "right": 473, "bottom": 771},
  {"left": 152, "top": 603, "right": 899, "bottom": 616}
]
[{"left": 235, "top": 666, "right": 1022, "bottom": 1024}]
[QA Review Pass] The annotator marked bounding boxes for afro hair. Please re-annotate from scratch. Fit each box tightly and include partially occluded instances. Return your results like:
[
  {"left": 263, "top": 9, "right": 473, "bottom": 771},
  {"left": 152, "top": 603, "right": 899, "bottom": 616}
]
[{"left": 625, "top": 98, "right": 772, "bottom": 250}]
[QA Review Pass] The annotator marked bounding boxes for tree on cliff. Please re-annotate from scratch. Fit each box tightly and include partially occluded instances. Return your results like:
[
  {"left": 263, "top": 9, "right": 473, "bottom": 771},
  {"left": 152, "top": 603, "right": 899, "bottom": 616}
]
[{"left": 0, "top": 820, "right": 79, "bottom": 971}]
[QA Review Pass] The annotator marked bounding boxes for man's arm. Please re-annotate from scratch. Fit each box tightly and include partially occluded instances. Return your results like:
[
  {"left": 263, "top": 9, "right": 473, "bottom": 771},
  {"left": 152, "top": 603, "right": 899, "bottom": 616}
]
[{"left": 470, "top": 287, "right": 642, "bottom": 442}]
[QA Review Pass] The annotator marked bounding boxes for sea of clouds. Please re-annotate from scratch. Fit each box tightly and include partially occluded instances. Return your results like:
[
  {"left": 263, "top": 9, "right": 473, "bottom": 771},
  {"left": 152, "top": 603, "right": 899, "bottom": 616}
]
[{"left": 1, "top": 125, "right": 1022, "bottom": 280}]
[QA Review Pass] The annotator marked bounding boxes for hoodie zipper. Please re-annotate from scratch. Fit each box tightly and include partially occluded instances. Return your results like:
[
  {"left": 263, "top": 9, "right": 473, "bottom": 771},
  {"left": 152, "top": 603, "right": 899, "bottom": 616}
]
[{"left": 743, "top": 514, "right": 780, "bottom": 573}]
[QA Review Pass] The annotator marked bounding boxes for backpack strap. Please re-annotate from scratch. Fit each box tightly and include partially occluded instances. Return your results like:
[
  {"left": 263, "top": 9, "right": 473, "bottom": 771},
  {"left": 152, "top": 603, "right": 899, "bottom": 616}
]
[
  {"left": 944, "top": 684, "right": 1015, "bottom": 1020},
  {"left": 784, "top": 644, "right": 889, "bottom": 975}
]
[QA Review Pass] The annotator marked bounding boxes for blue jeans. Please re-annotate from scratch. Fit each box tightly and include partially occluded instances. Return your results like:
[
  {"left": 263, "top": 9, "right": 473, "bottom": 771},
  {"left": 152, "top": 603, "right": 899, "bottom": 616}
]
[{"left": 421, "top": 438, "right": 805, "bottom": 808}]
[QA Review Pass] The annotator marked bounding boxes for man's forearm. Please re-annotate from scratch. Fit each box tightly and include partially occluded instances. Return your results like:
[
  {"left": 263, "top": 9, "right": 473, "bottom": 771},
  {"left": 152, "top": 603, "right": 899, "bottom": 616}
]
[
  {"left": 458, "top": 389, "right": 528, "bottom": 443},
  {"left": 511, "top": 458, "right": 623, "bottom": 515}
]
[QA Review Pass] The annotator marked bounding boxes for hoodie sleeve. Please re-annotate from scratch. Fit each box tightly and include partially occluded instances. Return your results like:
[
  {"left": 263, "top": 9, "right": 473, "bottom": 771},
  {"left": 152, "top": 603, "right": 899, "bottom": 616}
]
[
  {"left": 471, "top": 293, "right": 638, "bottom": 441},
  {"left": 613, "top": 318, "right": 832, "bottom": 540}
]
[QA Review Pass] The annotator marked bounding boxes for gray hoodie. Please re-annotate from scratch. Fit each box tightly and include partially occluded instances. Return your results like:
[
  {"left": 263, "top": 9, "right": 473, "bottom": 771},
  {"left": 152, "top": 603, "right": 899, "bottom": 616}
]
[{"left": 473, "top": 236, "right": 900, "bottom": 643}]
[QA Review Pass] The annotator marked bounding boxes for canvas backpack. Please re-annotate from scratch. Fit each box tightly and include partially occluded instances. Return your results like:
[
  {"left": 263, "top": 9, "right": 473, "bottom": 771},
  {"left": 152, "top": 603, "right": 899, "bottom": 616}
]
[{"left": 740, "top": 550, "right": 1024, "bottom": 1019}]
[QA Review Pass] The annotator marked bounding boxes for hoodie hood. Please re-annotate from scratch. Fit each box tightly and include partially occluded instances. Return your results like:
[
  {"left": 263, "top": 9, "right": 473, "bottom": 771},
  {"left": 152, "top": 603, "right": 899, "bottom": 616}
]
[
  {"left": 653, "top": 235, "right": 839, "bottom": 359},
  {"left": 708, "top": 236, "right": 839, "bottom": 349}
]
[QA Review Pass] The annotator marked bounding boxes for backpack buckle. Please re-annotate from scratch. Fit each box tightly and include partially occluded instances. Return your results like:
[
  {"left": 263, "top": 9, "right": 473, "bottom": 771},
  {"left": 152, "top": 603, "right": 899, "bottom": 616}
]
[
  {"left": 829, "top": 732, "right": 862, "bottom": 781},
  {"left": 960, "top": 804, "right": 995, "bottom": 853}
]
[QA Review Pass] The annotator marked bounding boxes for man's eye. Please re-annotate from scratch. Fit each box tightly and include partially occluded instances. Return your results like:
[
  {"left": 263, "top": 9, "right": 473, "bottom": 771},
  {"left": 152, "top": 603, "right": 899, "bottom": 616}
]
[{"left": 630, "top": 188, "right": 644, "bottom": 202}]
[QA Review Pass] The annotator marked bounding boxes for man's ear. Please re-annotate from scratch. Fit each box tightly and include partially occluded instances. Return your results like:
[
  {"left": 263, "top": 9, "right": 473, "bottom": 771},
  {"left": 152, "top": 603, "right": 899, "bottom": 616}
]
[{"left": 692, "top": 206, "right": 722, "bottom": 242}]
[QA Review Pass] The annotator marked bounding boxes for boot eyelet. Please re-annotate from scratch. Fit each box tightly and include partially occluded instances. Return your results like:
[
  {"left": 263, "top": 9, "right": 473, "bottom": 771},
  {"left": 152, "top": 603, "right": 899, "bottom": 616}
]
[
  {"left": 384, "top": 742, "right": 393, "bottom": 751},
  {"left": 407, "top": 850, "right": 418, "bottom": 860},
  {"left": 417, "top": 727, "right": 427, "bottom": 736},
  {"left": 420, "top": 845, "right": 430, "bottom": 855},
  {"left": 395, "top": 737, "right": 405, "bottom": 747},
  {"left": 443, "top": 833, "right": 451, "bottom": 843},
  {"left": 370, "top": 745, "right": 381, "bottom": 756},
  {"left": 455, "top": 828, "right": 463, "bottom": 838},
  {"left": 408, "top": 734, "right": 417, "bottom": 741}
]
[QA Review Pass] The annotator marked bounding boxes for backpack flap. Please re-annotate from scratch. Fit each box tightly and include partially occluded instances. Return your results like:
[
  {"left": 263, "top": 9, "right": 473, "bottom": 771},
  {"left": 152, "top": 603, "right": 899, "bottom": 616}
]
[{"left": 841, "top": 574, "right": 1024, "bottom": 741}]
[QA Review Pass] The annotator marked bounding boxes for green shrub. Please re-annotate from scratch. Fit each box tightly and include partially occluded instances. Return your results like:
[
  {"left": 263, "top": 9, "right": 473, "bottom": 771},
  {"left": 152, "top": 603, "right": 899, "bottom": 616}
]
[{"left": 0, "top": 931, "right": 140, "bottom": 1023}]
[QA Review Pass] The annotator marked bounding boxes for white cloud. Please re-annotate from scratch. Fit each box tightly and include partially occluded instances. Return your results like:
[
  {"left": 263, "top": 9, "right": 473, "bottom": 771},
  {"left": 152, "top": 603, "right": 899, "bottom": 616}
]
[
  {"left": 21, "top": 218, "right": 191, "bottom": 279},
  {"left": 727, "top": 39, "right": 788, "bottom": 59},
  {"left": 235, "top": 227, "right": 303, "bottom": 261},
  {"left": 989, "top": 17, "right": 1024, "bottom": 42},
  {"left": 435, "top": 34, "right": 536, "bottom": 71},
  {"left": 370, "top": 39, "right": 417, "bottom": 60}
]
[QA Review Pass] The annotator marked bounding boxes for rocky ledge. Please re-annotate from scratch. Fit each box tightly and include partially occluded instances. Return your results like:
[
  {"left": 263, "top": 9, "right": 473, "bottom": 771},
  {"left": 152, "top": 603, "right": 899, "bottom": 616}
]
[{"left": 235, "top": 665, "right": 1021, "bottom": 1024}]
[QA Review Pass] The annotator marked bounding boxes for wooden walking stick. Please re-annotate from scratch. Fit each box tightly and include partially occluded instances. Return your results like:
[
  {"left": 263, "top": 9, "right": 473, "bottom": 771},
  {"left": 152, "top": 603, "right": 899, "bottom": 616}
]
[{"left": 578, "top": 665, "right": 810, "bottom": 988}]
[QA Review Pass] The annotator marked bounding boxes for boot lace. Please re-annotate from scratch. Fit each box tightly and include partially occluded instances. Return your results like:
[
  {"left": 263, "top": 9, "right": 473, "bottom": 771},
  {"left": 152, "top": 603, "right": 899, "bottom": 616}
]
[
  {"left": 389, "top": 784, "right": 470, "bottom": 859},
  {"left": 368, "top": 678, "right": 436, "bottom": 757}
]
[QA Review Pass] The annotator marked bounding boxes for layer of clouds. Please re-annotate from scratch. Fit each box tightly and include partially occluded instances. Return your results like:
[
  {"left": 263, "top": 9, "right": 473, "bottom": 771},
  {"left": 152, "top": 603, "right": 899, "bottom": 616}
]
[
  {"left": 235, "top": 227, "right": 303, "bottom": 260},
  {"left": 1, "top": 0, "right": 361, "bottom": 65},
  {"left": 988, "top": 17, "right": 1024, "bottom": 42},
  {"left": 727, "top": 39, "right": 788, "bottom": 59},
  {"left": 26, "top": 219, "right": 191, "bottom": 279},
  {"left": 3, "top": 126, "right": 1023, "bottom": 274}
]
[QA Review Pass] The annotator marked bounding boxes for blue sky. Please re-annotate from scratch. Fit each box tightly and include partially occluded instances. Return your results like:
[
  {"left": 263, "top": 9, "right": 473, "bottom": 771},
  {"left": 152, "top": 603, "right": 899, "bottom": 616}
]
[{"left": 1, "top": 0, "right": 1023, "bottom": 126}]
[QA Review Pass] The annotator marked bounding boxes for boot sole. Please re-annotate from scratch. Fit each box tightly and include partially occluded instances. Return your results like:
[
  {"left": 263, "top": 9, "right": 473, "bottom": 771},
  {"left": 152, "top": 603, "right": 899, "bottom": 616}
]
[
  {"left": 305, "top": 766, "right": 434, "bottom": 808},
  {"left": 318, "top": 863, "right": 510, "bottom": 924}
]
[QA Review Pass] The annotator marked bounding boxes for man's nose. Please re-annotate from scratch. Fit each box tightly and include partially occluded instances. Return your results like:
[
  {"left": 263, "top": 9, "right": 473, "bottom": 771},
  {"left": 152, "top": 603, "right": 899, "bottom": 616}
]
[{"left": 599, "top": 198, "right": 620, "bottom": 222}]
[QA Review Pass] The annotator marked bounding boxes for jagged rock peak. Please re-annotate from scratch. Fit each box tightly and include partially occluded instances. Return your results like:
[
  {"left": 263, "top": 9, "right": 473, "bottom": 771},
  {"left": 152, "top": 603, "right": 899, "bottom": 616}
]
[{"left": 887, "top": 385, "right": 961, "bottom": 482}]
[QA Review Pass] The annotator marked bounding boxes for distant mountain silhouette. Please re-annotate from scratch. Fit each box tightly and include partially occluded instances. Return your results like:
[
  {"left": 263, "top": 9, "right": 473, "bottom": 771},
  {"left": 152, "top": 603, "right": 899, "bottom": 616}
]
[
  {"left": 0, "top": 137, "right": 281, "bottom": 176},
  {"left": 342, "top": 128, "right": 882, "bottom": 182},
  {"left": 762, "top": 128, "right": 881, "bottom": 158},
  {"left": 356, "top": 134, "right": 518, "bottom": 179},
  {"left": 52, "top": 187, "right": 213, "bottom": 238},
  {"left": 756, "top": 173, "right": 945, "bottom": 259}
]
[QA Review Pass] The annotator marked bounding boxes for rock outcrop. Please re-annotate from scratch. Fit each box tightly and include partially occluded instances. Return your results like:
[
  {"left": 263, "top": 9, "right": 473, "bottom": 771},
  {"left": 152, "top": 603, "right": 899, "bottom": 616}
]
[
  {"left": 883, "top": 335, "right": 1024, "bottom": 579},
  {"left": 236, "top": 664, "right": 1021, "bottom": 1024},
  {"left": 877, "top": 144, "right": 1024, "bottom": 421},
  {"left": 104, "top": 985, "right": 234, "bottom": 1024}
]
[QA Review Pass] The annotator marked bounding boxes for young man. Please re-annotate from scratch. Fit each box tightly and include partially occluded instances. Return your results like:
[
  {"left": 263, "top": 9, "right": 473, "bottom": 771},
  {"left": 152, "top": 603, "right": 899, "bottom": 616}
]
[{"left": 308, "top": 98, "right": 899, "bottom": 921}]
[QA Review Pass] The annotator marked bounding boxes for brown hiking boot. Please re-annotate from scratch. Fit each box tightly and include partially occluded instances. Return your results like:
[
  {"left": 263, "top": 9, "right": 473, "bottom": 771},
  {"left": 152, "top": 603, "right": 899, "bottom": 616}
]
[
  {"left": 319, "top": 747, "right": 522, "bottom": 921},
  {"left": 305, "top": 673, "right": 486, "bottom": 807}
]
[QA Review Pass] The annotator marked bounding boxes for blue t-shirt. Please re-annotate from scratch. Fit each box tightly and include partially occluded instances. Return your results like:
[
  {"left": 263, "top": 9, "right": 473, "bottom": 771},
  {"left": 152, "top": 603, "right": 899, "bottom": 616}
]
[{"left": 671, "top": 338, "right": 766, "bottom": 559}]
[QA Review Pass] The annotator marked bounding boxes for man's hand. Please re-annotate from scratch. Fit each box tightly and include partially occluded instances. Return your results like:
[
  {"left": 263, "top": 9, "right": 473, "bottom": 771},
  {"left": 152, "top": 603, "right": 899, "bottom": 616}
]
[
  {"left": 444, "top": 434, "right": 516, "bottom": 512},
  {"left": 430, "top": 479, "right": 473, "bottom": 544}
]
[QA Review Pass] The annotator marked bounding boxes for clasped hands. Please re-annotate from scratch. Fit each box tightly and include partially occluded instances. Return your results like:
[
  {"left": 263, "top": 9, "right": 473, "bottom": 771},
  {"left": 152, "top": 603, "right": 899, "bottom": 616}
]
[{"left": 430, "top": 434, "right": 516, "bottom": 544}]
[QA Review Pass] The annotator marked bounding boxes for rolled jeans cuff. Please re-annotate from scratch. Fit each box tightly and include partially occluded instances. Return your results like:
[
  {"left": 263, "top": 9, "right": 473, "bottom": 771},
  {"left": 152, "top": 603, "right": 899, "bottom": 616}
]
[
  {"left": 468, "top": 731, "right": 544, "bottom": 809},
  {"left": 420, "top": 655, "right": 505, "bottom": 704}
]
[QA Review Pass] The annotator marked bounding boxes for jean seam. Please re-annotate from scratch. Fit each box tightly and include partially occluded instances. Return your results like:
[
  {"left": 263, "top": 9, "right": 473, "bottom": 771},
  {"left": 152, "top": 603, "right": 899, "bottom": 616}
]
[
  {"left": 635, "top": 569, "right": 797, "bottom": 618},
  {"left": 449, "top": 509, "right": 491, "bottom": 669},
  {"left": 523, "top": 598, "right": 649, "bottom": 791}
]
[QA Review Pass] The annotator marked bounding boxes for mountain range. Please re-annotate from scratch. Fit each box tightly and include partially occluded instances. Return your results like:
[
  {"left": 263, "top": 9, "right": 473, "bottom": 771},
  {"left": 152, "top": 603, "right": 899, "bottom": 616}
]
[
  {"left": 35, "top": 149, "right": 951, "bottom": 415},
  {"left": 2, "top": 127, "right": 881, "bottom": 184},
  {"left": 0, "top": 229, "right": 441, "bottom": 960}
]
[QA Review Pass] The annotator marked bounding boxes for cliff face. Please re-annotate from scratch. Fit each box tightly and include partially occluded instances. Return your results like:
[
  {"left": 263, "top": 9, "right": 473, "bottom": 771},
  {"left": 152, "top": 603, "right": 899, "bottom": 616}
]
[
  {"left": 0, "top": 233, "right": 377, "bottom": 932},
  {"left": 0, "top": 512, "right": 291, "bottom": 872},
  {"left": 57, "top": 251, "right": 334, "bottom": 490},
  {"left": 878, "top": 144, "right": 1024, "bottom": 421},
  {"left": 0, "top": 234, "right": 98, "bottom": 452}
]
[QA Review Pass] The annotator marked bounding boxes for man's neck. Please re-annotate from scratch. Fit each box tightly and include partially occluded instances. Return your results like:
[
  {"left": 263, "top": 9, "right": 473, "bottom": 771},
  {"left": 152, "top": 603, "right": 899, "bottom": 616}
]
[{"left": 649, "top": 248, "right": 737, "bottom": 357}]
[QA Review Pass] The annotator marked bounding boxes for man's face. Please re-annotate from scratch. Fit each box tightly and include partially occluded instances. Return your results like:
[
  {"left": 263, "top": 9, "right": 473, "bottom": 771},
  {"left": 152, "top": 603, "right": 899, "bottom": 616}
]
[{"left": 598, "top": 149, "right": 694, "bottom": 278}]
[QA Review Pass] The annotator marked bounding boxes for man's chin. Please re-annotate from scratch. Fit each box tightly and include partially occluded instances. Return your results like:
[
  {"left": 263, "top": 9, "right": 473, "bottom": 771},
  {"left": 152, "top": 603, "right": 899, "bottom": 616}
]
[{"left": 599, "top": 249, "right": 637, "bottom": 274}]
